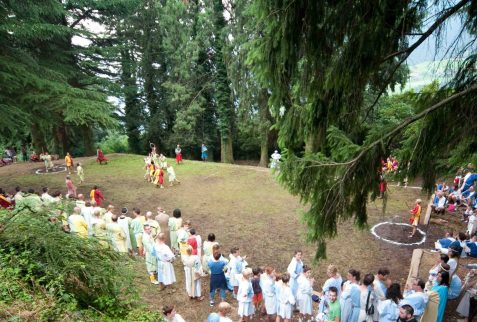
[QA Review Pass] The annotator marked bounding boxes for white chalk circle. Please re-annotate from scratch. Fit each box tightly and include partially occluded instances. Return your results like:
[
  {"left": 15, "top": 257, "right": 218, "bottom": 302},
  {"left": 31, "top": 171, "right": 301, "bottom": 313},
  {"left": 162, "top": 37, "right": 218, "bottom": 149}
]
[
  {"left": 370, "top": 222, "right": 426, "bottom": 246},
  {"left": 35, "top": 166, "right": 67, "bottom": 175}
]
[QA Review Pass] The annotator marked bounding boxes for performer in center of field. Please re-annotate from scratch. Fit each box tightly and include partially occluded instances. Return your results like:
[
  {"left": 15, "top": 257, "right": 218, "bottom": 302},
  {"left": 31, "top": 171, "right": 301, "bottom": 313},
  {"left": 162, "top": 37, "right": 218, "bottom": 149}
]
[
  {"left": 76, "top": 162, "right": 84, "bottom": 184},
  {"left": 409, "top": 199, "right": 422, "bottom": 238},
  {"left": 65, "top": 175, "right": 77, "bottom": 198},
  {"left": 201, "top": 143, "right": 208, "bottom": 161},
  {"left": 175, "top": 144, "right": 183, "bottom": 164},
  {"left": 41, "top": 151, "right": 54, "bottom": 172},
  {"left": 166, "top": 163, "right": 180, "bottom": 187},
  {"left": 96, "top": 147, "right": 108, "bottom": 165},
  {"left": 90, "top": 185, "right": 105, "bottom": 206},
  {"left": 153, "top": 232, "right": 176, "bottom": 291},
  {"left": 65, "top": 152, "right": 74, "bottom": 174},
  {"left": 154, "top": 166, "right": 165, "bottom": 189}
]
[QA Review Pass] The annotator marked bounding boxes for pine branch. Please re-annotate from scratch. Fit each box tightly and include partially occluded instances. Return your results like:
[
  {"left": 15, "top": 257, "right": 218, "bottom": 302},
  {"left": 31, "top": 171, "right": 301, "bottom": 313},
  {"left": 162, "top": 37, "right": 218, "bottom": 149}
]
[{"left": 70, "top": 9, "right": 94, "bottom": 29}]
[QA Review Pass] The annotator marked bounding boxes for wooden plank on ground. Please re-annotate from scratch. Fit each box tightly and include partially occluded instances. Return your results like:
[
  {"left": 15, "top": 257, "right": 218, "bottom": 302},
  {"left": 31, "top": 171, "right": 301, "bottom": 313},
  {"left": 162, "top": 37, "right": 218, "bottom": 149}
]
[
  {"left": 406, "top": 248, "right": 424, "bottom": 287},
  {"left": 421, "top": 194, "right": 434, "bottom": 225}
]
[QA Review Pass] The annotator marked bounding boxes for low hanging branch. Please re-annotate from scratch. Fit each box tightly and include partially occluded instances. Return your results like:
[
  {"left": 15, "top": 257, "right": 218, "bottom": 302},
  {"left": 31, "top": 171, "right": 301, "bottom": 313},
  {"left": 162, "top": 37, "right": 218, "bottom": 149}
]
[{"left": 309, "top": 83, "right": 477, "bottom": 168}]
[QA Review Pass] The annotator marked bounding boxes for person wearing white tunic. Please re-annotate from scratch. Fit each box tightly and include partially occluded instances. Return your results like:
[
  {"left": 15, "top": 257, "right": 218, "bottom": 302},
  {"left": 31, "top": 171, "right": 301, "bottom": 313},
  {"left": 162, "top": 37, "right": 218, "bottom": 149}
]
[
  {"left": 202, "top": 233, "right": 218, "bottom": 274},
  {"left": 228, "top": 247, "right": 246, "bottom": 297},
  {"left": 166, "top": 163, "right": 180, "bottom": 186},
  {"left": 237, "top": 268, "right": 255, "bottom": 321},
  {"left": 142, "top": 224, "right": 159, "bottom": 284},
  {"left": 106, "top": 215, "right": 127, "bottom": 253},
  {"left": 153, "top": 232, "right": 176, "bottom": 290},
  {"left": 182, "top": 245, "right": 203, "bottom": 300},
  {"left": 261, "top": 266, "right": 277, "bottom": 320},
  {"left": 41, "top": 187, "right": 54, "bottom": 204},
  {"left": 277, "top": 273, "right": 295, "bottom": 322},
  {"left": 118, "top": 207, "right": 133, "bottom": 254},
  {"left": 91, "top": 210, "right": 108, "bottom": 247},
  {"left": 162, "top": 305, "right": 185, "bottom": 322},
  {"left": 296, "top": 265, "right": 314, "bottom": 320},
  {"left": 103, "top": 205, "right": 114, "bottom": 224},
  {"left": 80, "top": 201, "right": 94, "bottom": 235},
  {"left": 287, "top": 250, "right": 304, "bottom": 299}
]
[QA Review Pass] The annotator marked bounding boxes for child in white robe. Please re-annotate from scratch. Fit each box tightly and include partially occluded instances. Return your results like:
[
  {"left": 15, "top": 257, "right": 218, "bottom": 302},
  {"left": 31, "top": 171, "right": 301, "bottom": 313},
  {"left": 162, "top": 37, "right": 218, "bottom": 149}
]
[
  {"left": 237, "top": 268, "right": 255, "bottom": 321},
  {"left": 261, "top": 266, "right": 277, "bottom": 321},
  {"left": 277, "top": 273, "right": 295, "bottom": 322},
  {"left": 297, "top": 265, "right": 314, "bottom": 320},
  {"left": 166, "top": 163, "right": 180, "bottom": 186}
]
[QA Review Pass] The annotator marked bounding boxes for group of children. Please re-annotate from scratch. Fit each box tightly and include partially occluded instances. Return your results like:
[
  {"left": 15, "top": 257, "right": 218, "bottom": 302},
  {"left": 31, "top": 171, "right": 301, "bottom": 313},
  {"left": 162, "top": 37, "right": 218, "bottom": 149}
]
[{"left": 144, "top": 152, "right": 180, "bottom": 189}]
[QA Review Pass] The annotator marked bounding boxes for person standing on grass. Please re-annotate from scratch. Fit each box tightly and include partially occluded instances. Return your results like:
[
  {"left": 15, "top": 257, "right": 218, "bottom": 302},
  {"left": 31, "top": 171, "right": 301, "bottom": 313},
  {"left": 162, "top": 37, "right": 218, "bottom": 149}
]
[
  {"left": 287, "top": 250, "right": 304, "bottom": 299},
  {"left": 237, "top": 267, "right": 255, "bottom": 322},
  {"left": 201, "top": 143, "right": 208, "bottom": 161},
  {"left": 277, "top": 273, "right": 296, "bottom": 322},
  {"left": 168, "top": 209, "right": 182, "bottom": 253},
  {"left": 409, "top": 199, "right": 422, "bottom": 238},
  {"left": 154, "top": 166, "right": 165, "bottom": 188},
  {"left": 142, "top": 224, "right": 159, "bottom": 285},
  {"left": 65, "top": 152, "right": 73, "bottom": 174},
  {"left": 297, "top": 265, "right": 314, "bottom": 321},
  {"left": 68, "top": 207, "right": 88, "bottom": 238},
  {"left": 182, "top": 245, "right": 204, "bottom": 301},
  {"left": 175, "top": 144, "right": 183, "bottom": 165},
  {"left": 153, "top": 232, "right": 176, "bottom": 292},
  {"left": 118, "top": 207, "right": 133, "bottom": 255},
  {"left": 251, "top": 267, "right": 263, "bottom": 316},
  {"left": 145, "top": 211, "right": 160, "bottom": 238},
  {"left": 202, "top": 233, "right": 219, "bottom": 275},
  {"left": 76, "top": 163, "right": 84, "bottom": 184},
  {"left": 107, "top": 214, "right": 127, "bottom": 253},
  {"left": 177, "top": 220, "right": 191, "bottom": 256},
  {"left": 208, "top": 246, "right": 229, "bottom": 307},
  {"left": 166, "top": 163, "right": 180, "bottom": 187},
  {"left": 229, "top": 247, "right": 246, "bottom": 298},
  {"left": 317, "top": 286, "right": 340, "bottom": 322},
  {"left": 340, "top": 269, "right": 361, "bottom": 322},
  {"left": 319, "top": 265, "right": 343, "bottom": 314},
  {"left": 131, "top": 208, "right": 146, "bottom": 256},
  {"left": 65, "top": 175, "right": 77, "bottom": 198},
  {"left": 90, "top": 185, "right": 104, "bottom": 206},
  {"left": 261, "top": 266, "right": 277, "bottom": 322},
  {"left": 156, "top": 207, "right": 170, "bottom": 246},
  {"left": 374, "top": 267, "right": 390, "bottom": 300}
]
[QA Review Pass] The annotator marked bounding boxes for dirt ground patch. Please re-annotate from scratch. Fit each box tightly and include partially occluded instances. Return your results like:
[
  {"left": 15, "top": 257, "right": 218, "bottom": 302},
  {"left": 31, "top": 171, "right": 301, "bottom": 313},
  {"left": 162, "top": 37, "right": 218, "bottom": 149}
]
[{"left": 0, "top": 155, "right": 469, "bottom": 321}]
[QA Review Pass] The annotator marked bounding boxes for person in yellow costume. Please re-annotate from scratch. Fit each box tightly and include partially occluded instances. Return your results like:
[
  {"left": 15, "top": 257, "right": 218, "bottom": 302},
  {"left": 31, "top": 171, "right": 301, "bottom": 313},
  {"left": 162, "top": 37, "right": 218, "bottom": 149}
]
[
  {"left": 106, "top": 215, "right": 127, "bottom": 253},
  {"left": 65, "top": 152, "right": 73, "bottom": 174},
  {"left": 91, "top": 209, "right": 108, "bottom": 247},
  {"left": 168, "top": 208, "right": 183, "bottom": 253},
  {"left": 68, "top": 207, "right": 88, "bottom": 238},
  {"left": 177, "top": 220, "right": 191, "bottom": 256}
]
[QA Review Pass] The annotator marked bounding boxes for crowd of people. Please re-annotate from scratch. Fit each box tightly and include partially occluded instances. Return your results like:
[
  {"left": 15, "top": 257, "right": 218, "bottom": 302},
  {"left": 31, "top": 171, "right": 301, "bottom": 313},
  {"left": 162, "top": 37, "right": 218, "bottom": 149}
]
[{"left": 144, "top": 146, "right": 181, "bottom": 189}]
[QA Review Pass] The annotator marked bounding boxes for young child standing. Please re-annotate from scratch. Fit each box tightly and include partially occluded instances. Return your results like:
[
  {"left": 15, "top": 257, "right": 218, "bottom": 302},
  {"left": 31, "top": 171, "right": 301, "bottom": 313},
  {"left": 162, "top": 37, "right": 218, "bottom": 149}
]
[
  {"left": 252, "top": 267, "right": 263, "bottom": 315},
  {"left": 237, "top": 268, "right": 255, "bottom": 322},
  {"left": 76, "top": 163, "right": 84, "bottom": 184},
  {"left": 409, "top": 199, "right": 422, "bottom": 238},
  {"left": 277, "top": 273, "right": 296, "bottom": 322}
]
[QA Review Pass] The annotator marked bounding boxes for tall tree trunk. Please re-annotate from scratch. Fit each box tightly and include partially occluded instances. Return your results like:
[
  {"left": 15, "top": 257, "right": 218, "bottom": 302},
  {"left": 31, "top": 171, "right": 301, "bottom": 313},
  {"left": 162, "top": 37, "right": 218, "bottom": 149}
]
[
  {"left": 56, "top": 123, "right": 68, "bottom": 156},
  {"left": 82, "top": 125, "right": 95, "bottom": 156},
  {"left": 220, "top": 131, "right": 234, "bottom": 163},
  {"left": 258, "top": 89, "right": 271, "bottom": 167},
  {"left": 31, "top": 123, "right": 46, "bottom": 154}
]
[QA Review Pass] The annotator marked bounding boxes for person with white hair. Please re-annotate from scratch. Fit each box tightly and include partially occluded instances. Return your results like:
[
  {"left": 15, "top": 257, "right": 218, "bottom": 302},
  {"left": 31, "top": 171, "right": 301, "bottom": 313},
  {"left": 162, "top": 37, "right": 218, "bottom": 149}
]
[
  {"left": 145, "top": 211, "right": 160, "bottom": 238},
  {"left": 68, "top": 206, "right": 88, "bottom": 238}
]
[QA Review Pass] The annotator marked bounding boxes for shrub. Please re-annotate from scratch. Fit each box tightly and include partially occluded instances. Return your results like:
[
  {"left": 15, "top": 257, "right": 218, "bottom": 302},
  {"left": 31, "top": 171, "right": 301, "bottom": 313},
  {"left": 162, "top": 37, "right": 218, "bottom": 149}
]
[{"left": 98, "top": 131, "right": 129, "bottom": 154}]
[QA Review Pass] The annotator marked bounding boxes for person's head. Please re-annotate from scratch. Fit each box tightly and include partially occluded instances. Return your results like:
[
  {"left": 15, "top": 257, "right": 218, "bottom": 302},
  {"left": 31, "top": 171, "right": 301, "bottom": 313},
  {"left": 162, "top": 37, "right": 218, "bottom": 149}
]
[
  {"left": 78, "top": 194, "right": 84, "bottom": 201},
  {"left": 242, "top": 267, "right": 253, "bottom": 280},
  {"left": 363, "top": 273, "right": 374, "bottom": 286},
  {"left": 416, "top": 198, "right": 422, "bottom": 204},
  {"left": 186, "top": 245, "right": 193, "bottom": 256},
  {"left": 439, "top": 263, "right": 450, "bottom": 274},
  {"left": 93, "top": 185, "right": 98, "bottom": 190},
  {"left": 146, "top": 211, "right": 153, "bottom": 219},
  {"left": 294, "top": 250, "right": 303, "bottom": 261},
  {"left": 208, "top": 233, "right": 216, "bottom": 242},
  {"left": 459, "top": 232, "right": 467, "bottom": 241},
  {"left": 157, "top": 207, "right": 164, "bottom": 213},
  {"left": 77, "top": 162, "right": 81, "bottom": 166},
  {"left": 212, "top": 244, "right": 221, "bottom": 254},
  {"left": 189, "top": 228, "right": 196, "bottom": 235},
  {"left": 386, "top": 283, "right": 403, "bottom": 304},
  {"left": 328, "top": 286, "right": 338, "bottom": 303},
  {"left": 73, "top": 206, "right": 81, "bottom": 215},
  {"left": 183, "top": 219, "right": 191, "bottom": 228},
  {"left": 162, "top": 305, "right": 175, "bottom": 319},
  {"left": 327, "top": 264, "right": 338, "bottom": 277},
  {"left": 144, "top": 224, "right": 152, "bottom": 234},
  {"left": 251, "top": 267, "right": 261, "bottom": 277},
  {"left": 264, "top": 266, "right": 275, "bottom": 277},
  {"left": 111, "top": 215, "right": 118, "bottom": 222},
  {"left": 437, "top": 271, "right": 450, "bottom": 287},
  {"left": 399, "top": 304, "right": 414, "bottom": 320},
  {"left": 449, "top": 247, "right": 460, "bottom": 258},
  {"left": 66, "top": 175, "right": 70, "bottom": 180},
  {"left": 85, "top": 201, "right": 91, "bottom": 207},
  {"left": 377, "top": 267, "right": 390, "bottom": 281},
  {"left": 133, "top": 207, "right": 140, "bottom": 216},
  {"left": 217, "top": 301, "right": 231, "bottom": 317},
  {"left": 412, "top": 278, "right": 425, "bottom": 292},
  {"left": 91, "top": 200, "right": 97, "bottom": 207},
  {"left": 440, "top": 254, "right": 449, "bottom": 263},
  {"left": 348, "top": 269, "right": 360, "bottom": 282},
  {"left": 15, "top": 186, "right": 21, "bottom": 193},
  {"left": 303, "top": 265, "right": 312, "bottom": 278},
  {"left": 53, "top": 191, "right": 62, "bottom": 198},
  {"left": 42, "top": 187, "right": 48, "bottom": 193},
  {"left": 27, "top": 188, "right": 35, "bottom": 194},
  {"left": 213, "top": 251, "right": 221, "bottom": 260},
  {"left": 93, "top": 209, "right": 101, "bottom": 218},
  {"left": 275, "top": 272, "right": 282, "bottom": 282},
  {"left": 173, "top": 208, "right": 181, "bottom": 218},
  {"left": 157, "top": 232, "right": 166, "bottom": 242},
  {"left": 281, "top": 273, "right": 290, "bottom": 284},
  {"left": 121, "top": 207, "right": 128, "bottom": 216}
]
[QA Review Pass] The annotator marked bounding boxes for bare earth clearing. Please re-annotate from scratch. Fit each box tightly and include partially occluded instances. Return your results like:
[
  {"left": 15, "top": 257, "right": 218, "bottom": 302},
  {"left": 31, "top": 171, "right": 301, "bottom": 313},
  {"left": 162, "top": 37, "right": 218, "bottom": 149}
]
[{"left": 1, "top": 154, "right": 466, "bottom": 321}]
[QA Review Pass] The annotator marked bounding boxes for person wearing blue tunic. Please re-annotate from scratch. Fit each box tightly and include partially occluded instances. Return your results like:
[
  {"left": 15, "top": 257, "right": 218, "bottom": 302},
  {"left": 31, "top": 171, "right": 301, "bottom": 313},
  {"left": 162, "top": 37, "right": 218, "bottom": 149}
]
[
  {"left": 461, "top": 173, "right": 477, "bottom": 193},
  {"left": 208, "top": 251, "right": 229, "bottom": 306},
  {"left": 341, "top": 269, "right": 361, "bottom": 322},
  {"left": 319, "top": 265, "right": 343, "bottom": 313},
  {"left": 400, "top": 278, "right": 428, "bottom": 319},
  {"left": 201, "top": 143, "right": 208, "bottom": 161},
  {"left": 287, "top": 250, "right": 304, "bottom": 298},
  {"left": 431, "top": 271, "right": 450, "bottom": 322},
  {"left": 449, "top": 274, "right": 463, "bottom": 300}
]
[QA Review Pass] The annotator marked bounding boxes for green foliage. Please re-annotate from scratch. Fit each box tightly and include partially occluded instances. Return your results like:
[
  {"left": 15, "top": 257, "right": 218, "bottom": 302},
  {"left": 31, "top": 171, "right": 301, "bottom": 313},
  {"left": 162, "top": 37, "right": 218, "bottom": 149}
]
[
  {"left": 99, "top": 131, "right": 129, "bottom": 154},
  {"left": 0, "top": 204, "right": 136, "bottom": 317}
]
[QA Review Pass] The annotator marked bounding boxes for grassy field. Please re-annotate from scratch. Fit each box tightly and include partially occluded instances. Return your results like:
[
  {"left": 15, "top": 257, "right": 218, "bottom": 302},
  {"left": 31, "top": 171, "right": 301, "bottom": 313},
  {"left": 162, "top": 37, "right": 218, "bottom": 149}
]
[{"left": 0, "top": 154, "right": 450, "bottom": 321}]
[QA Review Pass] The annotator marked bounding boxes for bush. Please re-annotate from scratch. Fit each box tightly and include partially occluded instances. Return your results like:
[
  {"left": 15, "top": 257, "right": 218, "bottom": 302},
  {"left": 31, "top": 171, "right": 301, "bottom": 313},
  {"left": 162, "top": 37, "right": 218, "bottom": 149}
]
[
  {"left": 98, "top": 131, "right": 129, "bottom": 154},
  {"left": 0, "top": 202, "right": 137, "bottom": 317}
]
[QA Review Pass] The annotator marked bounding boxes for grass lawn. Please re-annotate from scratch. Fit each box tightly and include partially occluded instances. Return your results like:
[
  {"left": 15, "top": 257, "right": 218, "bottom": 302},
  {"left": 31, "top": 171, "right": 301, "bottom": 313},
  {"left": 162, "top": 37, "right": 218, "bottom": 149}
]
[{"left": 1, "top": 154, "right": 456, "bottom": 321}]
